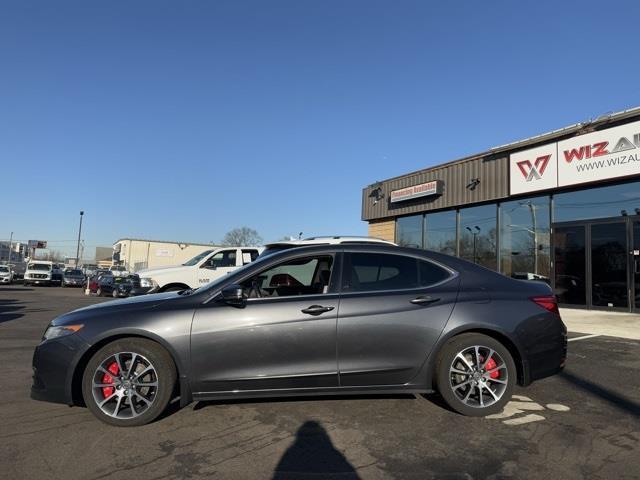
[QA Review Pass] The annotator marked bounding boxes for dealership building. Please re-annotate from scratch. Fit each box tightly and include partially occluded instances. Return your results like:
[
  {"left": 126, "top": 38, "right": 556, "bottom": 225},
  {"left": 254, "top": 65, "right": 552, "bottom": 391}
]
[{"left": 362, "top": 107, "right": 640, "bottom": 312}]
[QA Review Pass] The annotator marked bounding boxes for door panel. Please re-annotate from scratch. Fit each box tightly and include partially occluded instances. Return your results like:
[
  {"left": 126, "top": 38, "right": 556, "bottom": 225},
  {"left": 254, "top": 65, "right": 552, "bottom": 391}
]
[
  {"left": 337, "top": 281, "right": 459, "bottom": 386},
  {"left": 553, "top": 225, "right": 587, "bottom": 306},
  {"left": 591, "top": 222, "right": 628, "bottom": 308},
  {"left": 633, "top": 220, "right": 640, "bottom": 312},
  {"left": 191, "top": 295, "right": 339, "bottom": 393}
]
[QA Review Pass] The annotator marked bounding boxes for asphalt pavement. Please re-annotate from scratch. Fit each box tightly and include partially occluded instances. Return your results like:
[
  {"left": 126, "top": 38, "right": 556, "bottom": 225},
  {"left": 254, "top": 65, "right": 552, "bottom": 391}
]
[{"left": 0, "top": 285, "right": 638, "bottom": 480}]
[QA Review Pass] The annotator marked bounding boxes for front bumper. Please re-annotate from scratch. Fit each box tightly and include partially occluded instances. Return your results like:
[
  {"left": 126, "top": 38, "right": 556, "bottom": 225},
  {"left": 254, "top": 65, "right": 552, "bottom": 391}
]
[
  {"left": 25, "top": 278, "right": 53, "bottom": 285},
  {"left": 63, "top": 279, "right": 85, "bottom": 287},
  {"left": 130, "top": 286, "right": 153, "bottom": 296},
  {"left": 0, "top": 276, "right": 11, "bottom": 284},
  {"left": 31, "top": 334, "right": 91, "bottom": 405}
]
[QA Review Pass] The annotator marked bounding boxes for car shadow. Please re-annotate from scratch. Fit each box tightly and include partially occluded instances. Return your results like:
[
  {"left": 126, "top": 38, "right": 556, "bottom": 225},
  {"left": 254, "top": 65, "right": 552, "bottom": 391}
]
[
  {"left": 272, "top": 420, "right": 361, "bottom": 480},
  {"left": 0, "top": 287, "right": 34, "bottom": 291},
  {"left": 192, "top": 393, "right": 416, "bottom": 411},
  {"left": 0, "top": 299, "right": 25, "bottom": 323},
  {"left": 559, "top": 370, "right": 640, "bottom": 417}
]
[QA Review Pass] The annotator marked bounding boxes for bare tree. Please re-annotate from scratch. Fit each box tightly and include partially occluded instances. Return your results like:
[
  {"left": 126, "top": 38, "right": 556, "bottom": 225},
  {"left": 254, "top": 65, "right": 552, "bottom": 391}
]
[{"left": 221, "top": 227, "right": 263, "bottom": 247}]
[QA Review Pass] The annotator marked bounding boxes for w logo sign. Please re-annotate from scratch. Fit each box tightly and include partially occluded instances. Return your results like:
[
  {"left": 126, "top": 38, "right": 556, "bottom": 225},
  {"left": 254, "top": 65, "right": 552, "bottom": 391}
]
[{"left": 516, "top": 155, "right": 551, "bottom": 182}]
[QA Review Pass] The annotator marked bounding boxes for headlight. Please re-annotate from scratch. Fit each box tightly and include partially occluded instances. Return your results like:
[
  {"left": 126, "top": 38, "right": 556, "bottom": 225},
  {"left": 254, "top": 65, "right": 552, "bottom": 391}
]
[
  {"left": 42, "top": 324, "right": 83, "bottom": 341},
  {"left": 140, "top": 277, "right": 156, "bottom": 288}
]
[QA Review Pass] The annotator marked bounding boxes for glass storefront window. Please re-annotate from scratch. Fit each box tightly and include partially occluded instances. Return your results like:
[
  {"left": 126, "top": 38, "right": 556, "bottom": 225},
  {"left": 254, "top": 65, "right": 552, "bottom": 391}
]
[
  {"left": 459, "top": 204, "right": 497, "bottom": 269},
  {"left": 396, "top": 215, "right": 423, "bottom": 248},
  {"left": 424, "top": 210, "right": 457, "bottom": 256},
  {"left": 554, "top": 180, "right": 640, "bottom": 222},
  {"left": 499, "top": 196, "right": 551, "bottom": 282}
]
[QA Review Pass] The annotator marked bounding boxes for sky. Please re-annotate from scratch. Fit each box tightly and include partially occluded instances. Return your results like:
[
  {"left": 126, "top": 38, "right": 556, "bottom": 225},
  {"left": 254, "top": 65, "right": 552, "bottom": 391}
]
[{"left": 1, "top": 0, "right": 639, "bottom": 257}]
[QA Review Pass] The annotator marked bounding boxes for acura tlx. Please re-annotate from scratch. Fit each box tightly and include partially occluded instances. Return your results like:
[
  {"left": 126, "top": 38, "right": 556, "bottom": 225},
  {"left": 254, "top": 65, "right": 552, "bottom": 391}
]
[{"left": 31, "top": 243, "right": 567, "bottom": 426}]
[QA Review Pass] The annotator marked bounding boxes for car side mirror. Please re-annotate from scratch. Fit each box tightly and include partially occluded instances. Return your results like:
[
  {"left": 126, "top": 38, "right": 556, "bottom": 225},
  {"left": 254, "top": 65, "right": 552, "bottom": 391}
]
[{"left": 221, "top": 284, "right": 245, "bottom": 307}]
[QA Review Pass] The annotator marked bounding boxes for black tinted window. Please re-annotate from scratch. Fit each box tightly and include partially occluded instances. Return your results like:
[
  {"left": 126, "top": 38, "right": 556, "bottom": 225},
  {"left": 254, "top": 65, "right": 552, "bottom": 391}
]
[
  {"left": 345, "top": 253, "right": 418, "bottom": 292},
  {"left": 419, "top": 260, "right": 451, "bottom": 286}
]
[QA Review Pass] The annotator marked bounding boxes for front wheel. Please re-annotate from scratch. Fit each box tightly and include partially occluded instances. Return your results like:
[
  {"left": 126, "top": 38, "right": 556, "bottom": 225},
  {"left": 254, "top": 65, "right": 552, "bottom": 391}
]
[
  {"left": 82, "top": 338, "right": 177, "bottom": 426},
  {"left": 435, "top": 333, "right": 516, "bottom": 417}
]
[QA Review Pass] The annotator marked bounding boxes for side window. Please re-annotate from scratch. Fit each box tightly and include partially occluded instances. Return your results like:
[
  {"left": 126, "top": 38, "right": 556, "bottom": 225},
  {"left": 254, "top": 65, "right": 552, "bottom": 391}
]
[
  {"left": 419, "top": 260, "right": 451, "bottom": 286},
  {"left": 242, "top": 255, "right": 334, "bottom": 298},
  {"left": 241, "top": 249, "right": 259, "bottom": 265},
  {"left": 205, "top": 251, "right": 237, "bottom": 268},
  {"left": 345, "top": 253, "right": 418, "bottom": 292}
]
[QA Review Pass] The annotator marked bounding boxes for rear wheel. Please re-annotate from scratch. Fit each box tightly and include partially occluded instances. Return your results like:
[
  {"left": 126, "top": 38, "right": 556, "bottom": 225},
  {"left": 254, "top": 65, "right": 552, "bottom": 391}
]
[
  {"left": 435, "top": 333, "right": 515, "bottom": 416},
  {"left": 162, "top": 285, "right": 186, "bottom": 293},
  {"left": 82, "top": 338, "right": 176, "bottom": 426}
]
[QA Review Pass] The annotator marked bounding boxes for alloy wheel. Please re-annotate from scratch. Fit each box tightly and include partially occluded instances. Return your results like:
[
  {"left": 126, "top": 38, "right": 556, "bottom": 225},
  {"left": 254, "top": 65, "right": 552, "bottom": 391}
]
[
  {"left": 449, "top": 345, "right": 508, "bottom": 408},
  {"left": 90, "top": 352, "right": 159, "bottom": 419}
]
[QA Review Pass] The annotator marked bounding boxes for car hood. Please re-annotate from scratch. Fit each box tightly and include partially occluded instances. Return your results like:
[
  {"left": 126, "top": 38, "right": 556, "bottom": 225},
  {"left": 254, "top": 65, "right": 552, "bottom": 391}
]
[{"left": 52, "top": 292, "right": 181, "bottom": 326}]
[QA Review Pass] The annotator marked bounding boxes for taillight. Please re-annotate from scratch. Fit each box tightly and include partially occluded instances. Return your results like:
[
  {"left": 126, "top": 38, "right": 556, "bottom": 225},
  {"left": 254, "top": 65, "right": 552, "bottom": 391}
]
[{"left": 531, "top": 295, "right": 559, "bottom": 314}]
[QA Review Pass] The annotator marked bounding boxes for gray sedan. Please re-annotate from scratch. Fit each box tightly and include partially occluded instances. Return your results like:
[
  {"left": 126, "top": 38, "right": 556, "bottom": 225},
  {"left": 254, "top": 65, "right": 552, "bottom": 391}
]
[{"left": 31, "top": 244, "right": 567, "bottom": 426}]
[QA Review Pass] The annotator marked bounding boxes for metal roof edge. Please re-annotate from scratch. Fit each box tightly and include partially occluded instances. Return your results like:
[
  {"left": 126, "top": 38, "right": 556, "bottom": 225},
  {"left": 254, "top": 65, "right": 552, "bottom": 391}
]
[{"left": 364, "top": 105, "right": 640, "bottom": 188}]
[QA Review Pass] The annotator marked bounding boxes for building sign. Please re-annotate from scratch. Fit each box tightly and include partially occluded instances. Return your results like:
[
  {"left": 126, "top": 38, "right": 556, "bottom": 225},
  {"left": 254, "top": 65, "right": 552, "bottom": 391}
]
[
  {"left": 390, "top": 180, "right": 443, "bottom": 203},
  {"left": 558, "top": 120, "right": 640, "bottom": 187},
  {"left": 27, "top": 240, "right": 47, "bottom": 249},
  {"left": 155, "top": 248, "right": 174, "bottom": 257},
  {"left": 510, "top": 119, "right": 640, "bottom": 194},
  {"left": 510, "top": 144, "right": 558, "bottom": 195}
]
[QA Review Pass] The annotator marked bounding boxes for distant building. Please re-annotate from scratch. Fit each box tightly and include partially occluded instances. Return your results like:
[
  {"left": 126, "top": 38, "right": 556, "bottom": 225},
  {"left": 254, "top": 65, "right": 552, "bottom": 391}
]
[{"left": 112, "top": 238, "right": 218, "bottom": 272}]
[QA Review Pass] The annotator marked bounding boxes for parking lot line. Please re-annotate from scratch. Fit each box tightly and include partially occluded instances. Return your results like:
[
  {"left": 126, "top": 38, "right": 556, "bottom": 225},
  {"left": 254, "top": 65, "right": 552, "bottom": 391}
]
[{"left": 567, "top": 334, "right": 601, "bottom": 342}]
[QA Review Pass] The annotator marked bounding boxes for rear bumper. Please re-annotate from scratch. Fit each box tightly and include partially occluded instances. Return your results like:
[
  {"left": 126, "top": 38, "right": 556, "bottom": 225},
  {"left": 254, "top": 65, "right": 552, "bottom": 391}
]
[{"left": 31, "top": 334, "right": 91, "bottom": 405}]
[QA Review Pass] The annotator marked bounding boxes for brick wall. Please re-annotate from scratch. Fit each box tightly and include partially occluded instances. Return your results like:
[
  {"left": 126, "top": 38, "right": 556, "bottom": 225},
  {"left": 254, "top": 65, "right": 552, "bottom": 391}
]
[{"left": 368, "top": 219, "right": 395, "bottom": 243}]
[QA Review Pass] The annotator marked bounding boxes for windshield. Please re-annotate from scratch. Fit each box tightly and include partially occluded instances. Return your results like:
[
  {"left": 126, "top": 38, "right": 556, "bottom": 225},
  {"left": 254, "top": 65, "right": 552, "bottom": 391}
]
[
  {"left": 0, "top": 266, "right": 9, "bottom": 272},
  {"left": 182, "top": 250, "right": 214, "bottom": 266},
  {"left": 66, "top": 270, "right": 83, "bottom": 276},
  {"left": 28, "top": 263, "right": 51, "bottom": 271}
]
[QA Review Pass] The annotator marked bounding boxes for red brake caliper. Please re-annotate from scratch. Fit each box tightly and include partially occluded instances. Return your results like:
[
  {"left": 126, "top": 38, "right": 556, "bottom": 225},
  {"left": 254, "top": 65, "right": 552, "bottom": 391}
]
[
  {"left": 101, "top": 362, "right": 120, "bottom": 398},
  {"left": 485, "top": 356, "right": 499, "bottom": 379}
]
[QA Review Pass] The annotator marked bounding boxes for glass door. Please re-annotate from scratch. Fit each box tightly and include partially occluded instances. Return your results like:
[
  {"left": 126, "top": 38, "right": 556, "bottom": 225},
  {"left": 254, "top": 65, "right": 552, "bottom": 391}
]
[
  {"left": 632, "top": 220, "right": 640, "bottom": 312},
  {"left": 590, "top": 222, "right": 628, "bottom": 309},
  {"left": 553, "top": 225, "right": 587, "bottom": 306}
]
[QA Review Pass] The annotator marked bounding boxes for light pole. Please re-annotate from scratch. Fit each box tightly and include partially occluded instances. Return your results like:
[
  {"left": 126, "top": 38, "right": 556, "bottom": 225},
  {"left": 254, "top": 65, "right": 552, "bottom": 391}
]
[
  {"left": 466, "top": 226, "right": 481, "bottom": 264},
  {"left": 519, "top": 201, "right": 538, "bottom": 275},
  {"left": 75, "top": 211, "right": 84, "bottom": 268}
]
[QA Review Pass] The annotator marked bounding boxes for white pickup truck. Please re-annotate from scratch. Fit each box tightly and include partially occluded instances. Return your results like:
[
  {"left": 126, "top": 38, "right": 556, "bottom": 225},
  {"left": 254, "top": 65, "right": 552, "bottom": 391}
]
[{"left": 136, "top": 247, "right": 262, "bottom": 293}]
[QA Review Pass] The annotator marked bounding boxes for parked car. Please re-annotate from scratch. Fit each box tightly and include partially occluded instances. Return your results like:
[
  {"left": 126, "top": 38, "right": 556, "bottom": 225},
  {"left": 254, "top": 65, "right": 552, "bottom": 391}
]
[
  {"left": 0, "top": 265, "right": 13, "bottom": 284},
  {"left": 23, "top": 261, "right": 54, "bottom": 286},
  {"left": 51, "top": 265, "right": 64, "bottom": 287},
  {"left": 95, "top": 275, "right": 150, "bottom": 298},
  {"left": 62, "top": 269, "right": 86, "bottom": 288},
  {"left": 86, "top": 271, "right": 112, "bottom": 293},
  {"left": 31, "top": 243, "right": 567, "bottom": 426}
]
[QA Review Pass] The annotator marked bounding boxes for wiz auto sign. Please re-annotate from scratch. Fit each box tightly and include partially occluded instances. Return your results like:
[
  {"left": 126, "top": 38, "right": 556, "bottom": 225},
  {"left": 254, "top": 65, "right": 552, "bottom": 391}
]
[{"left": 510, "top": 119, "right": 640, "bottom": 195}]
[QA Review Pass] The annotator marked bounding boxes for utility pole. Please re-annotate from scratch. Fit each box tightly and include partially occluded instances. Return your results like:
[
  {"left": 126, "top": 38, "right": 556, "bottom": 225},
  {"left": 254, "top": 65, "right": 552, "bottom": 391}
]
[
  {"left": 75, "top": 211, "right": 84, "bottom": 268},
  {"left": 5, "top": 231, "right": 13, "bottom": 263}
]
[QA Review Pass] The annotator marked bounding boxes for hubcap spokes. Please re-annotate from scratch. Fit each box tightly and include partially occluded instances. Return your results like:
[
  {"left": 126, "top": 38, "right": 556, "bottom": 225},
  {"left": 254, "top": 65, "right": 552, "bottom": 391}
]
[
  {"left": 91, "top": 352, "right": 158, "bottom": 419},
  {"left": 449, "top": 345, "right": 508, "bottom": 408}
]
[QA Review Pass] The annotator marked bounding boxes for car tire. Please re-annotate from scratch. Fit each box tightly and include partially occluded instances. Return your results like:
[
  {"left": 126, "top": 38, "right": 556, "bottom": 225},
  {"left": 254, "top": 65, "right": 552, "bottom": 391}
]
[
  {"left": 435, "top": 333, "right": 515, "bottom": 417},
  {"left": 82, "top": 338, "right": 177, "bottom": 427}
]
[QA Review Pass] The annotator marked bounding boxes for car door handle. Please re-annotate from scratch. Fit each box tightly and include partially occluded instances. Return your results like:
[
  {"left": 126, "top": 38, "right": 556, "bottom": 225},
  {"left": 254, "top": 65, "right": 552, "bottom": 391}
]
[
  {"left": 301, "top": 305, "right": 335, "bottom": 315},
  {"left": 410, "top": 296, "right": 440, "bottom": 305}
]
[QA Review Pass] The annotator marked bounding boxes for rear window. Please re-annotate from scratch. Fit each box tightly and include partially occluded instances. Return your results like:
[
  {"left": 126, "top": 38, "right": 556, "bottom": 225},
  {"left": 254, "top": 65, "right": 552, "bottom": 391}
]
[
  {"left": 419, "top": 260, "right": 451, "bottom": 286},
  {"left": 345, "top": 253, "right": 418, "bottom": 292}
]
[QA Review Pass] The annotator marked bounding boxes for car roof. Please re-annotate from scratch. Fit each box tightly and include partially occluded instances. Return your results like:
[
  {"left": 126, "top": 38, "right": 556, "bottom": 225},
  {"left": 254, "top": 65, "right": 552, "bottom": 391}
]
[{"left": 264, "top": 236, "right": 397, "bottom": 248}]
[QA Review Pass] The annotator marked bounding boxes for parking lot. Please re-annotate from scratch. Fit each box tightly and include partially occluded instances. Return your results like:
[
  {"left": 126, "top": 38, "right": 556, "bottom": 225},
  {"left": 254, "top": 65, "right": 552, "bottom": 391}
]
[{"left": 1, "top": 285, "right": 639, "bottom": 480}]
